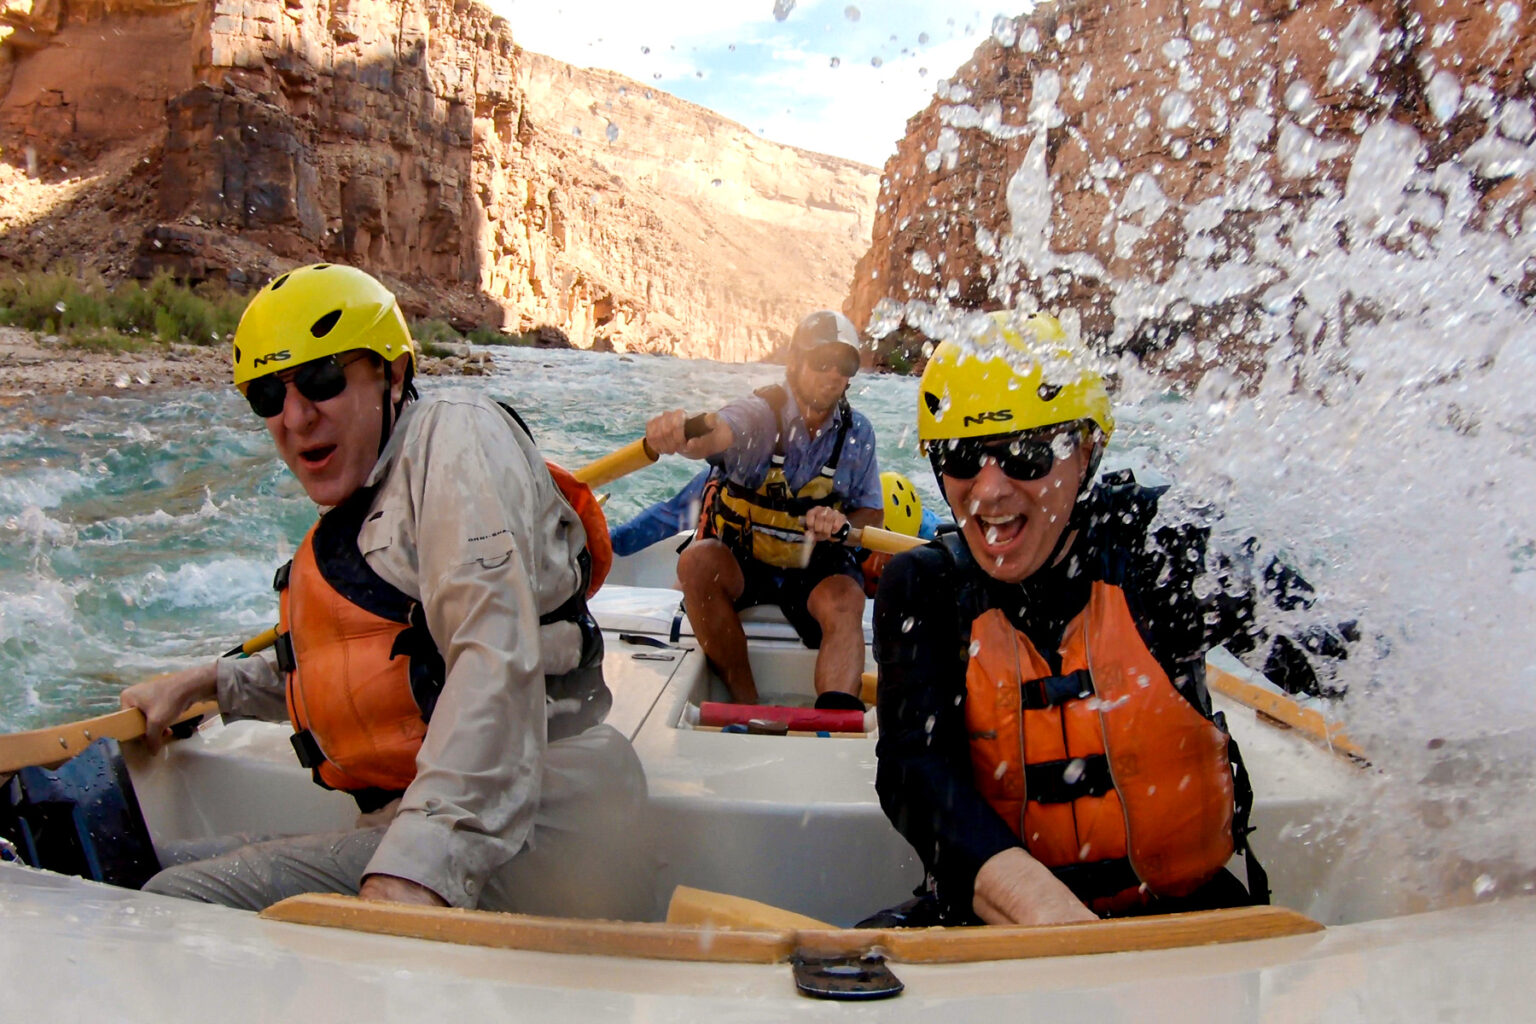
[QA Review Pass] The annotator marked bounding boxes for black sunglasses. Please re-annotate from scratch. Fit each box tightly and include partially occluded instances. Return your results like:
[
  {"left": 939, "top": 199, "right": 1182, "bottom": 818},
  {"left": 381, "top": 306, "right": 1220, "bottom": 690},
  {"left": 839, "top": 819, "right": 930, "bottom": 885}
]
[
  {"left": 244, "top": 353, "right": 367, "bottom": 418},
  {"left": 805, "top": 345, "right": 859, "bottom": 377},
  {"left": 927, "top": 430, "right": 1079, "bottom": 482}
]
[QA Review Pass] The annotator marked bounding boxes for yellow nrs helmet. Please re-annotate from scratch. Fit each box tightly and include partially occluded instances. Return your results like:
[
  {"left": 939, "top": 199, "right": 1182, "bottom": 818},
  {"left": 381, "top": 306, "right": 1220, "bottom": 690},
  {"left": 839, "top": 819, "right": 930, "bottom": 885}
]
[
  {"left": 916, "top": 310, "right": 1114, "bottom": 443},
  {"left": 880, "top": 471, "right": 923, "bottom": 536},
  {"left": 231, "top": 263, "right": 414, "bottom": 391}
]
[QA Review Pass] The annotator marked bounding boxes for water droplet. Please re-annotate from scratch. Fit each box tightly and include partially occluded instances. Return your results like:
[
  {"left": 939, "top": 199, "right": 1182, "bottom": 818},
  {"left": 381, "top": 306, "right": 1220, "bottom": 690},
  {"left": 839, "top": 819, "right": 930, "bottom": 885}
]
[
  {"left": 844, "top": 5, "right": 860, "bottom": 22},
  {"left": 901, "top": 616, "right": 915, "bottom": 633},
  {"left": 993, "top": 760, "right": 1009, "bottom": 779}
]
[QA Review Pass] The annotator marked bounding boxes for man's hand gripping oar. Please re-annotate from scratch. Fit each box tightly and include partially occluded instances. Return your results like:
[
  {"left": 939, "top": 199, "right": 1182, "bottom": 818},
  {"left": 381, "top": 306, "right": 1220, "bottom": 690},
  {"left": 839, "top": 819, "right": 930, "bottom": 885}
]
[{"left": 0, "top": 418, "right": 712, "bottom": 773}]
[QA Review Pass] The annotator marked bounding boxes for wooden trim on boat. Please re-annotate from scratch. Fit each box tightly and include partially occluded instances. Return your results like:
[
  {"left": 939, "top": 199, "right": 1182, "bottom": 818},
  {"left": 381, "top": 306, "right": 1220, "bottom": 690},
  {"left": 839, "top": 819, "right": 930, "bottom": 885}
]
[
  {"left": 1205, "top": 665, "right": 1365, "bottom": 761},
  {"left": 261, "top": 893, "right": 797, "bottom": 963},
  {"left": 261, "top": 893, "right": 1322, "bottom": 964},
  {"left": 854, "top": 906, "right": 1323, "bottom": 963},
  {"left": 0, "top": 700, "right": 220, "bottom": 774}
]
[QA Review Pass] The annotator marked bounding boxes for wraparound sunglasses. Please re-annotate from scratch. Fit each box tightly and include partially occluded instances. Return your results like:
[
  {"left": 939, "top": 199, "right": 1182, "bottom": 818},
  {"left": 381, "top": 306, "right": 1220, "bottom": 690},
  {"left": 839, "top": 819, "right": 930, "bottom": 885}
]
[{"left": 244, "top": 353, "right": 369, "bottom": 418}]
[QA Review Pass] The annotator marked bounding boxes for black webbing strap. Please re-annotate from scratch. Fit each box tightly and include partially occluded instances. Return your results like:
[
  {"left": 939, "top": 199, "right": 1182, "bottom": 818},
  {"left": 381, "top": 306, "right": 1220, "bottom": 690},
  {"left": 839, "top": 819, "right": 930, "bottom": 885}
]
[
  {"left": 1024, "top": 755, "right": 1115, "bottom": 804},
  {"left": 1021, "top": 669, "right": 1093, "bottom": 710},
  {"left": 1226, "top": 727, "right": 1271, "bottom": 905}
]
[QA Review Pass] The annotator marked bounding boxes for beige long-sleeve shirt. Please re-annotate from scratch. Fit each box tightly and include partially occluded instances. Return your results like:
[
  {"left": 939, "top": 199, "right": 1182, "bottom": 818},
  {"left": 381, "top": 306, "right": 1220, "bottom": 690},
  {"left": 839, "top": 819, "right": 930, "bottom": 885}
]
[{"left": 215, "top": 388, "right": 590, "bottom": 906}]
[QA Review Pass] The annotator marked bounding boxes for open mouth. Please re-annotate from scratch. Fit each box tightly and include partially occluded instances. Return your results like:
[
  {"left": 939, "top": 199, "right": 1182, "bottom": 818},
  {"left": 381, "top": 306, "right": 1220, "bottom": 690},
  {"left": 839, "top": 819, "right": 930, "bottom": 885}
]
[
  {"left": 299, "top": 444, "right": 337, "bottom": 466},
  {"left": 978, "top": 513, "right": 1025, "bottom": 549}
]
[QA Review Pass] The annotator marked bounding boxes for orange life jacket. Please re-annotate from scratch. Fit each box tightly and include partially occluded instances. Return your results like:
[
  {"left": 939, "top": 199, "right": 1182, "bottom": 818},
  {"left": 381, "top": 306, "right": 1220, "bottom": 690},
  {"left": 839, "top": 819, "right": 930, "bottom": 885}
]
[
  {"left": 546, "top": 459, "right": 611, "bottom": 597},
  {"left": 279, "top": 513, "right": 432, "bottom": 795},
  {"left": 274, "top": 427, "right": 612, "bottom": 807},
  {"left": 963, "top": 581, "right": 1236, "bottom": 912}
]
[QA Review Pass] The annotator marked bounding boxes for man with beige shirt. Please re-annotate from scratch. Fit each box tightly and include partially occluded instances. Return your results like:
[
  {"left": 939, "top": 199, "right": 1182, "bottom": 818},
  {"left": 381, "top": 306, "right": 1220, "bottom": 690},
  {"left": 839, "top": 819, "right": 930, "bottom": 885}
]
[{"left": 121, "top": 263, "right": 648, "bottom": 917}]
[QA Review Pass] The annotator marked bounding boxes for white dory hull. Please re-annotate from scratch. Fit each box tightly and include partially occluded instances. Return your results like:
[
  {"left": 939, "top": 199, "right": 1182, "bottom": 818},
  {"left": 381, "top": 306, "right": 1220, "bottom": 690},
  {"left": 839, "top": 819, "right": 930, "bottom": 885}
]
[{"left": 0, "top": 540, "right": 1529, "bottom": 1019}]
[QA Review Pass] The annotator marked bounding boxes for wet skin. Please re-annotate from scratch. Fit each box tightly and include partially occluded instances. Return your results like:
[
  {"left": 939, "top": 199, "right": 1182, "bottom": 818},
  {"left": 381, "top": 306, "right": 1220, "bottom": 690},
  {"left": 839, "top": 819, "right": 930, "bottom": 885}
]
[
  {"left": 940, "top": 437, "right": 1089, "bottom": 584},
  {"left": 786, "top": 345, "right": 855, "bottom": 426}
]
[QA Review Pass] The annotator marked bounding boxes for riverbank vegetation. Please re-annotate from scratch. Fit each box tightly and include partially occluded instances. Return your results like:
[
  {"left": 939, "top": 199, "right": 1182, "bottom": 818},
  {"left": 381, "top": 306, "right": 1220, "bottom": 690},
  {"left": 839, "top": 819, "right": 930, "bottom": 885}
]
[{"left": 0, "top": 270, "right": 525, "bottom": 356}]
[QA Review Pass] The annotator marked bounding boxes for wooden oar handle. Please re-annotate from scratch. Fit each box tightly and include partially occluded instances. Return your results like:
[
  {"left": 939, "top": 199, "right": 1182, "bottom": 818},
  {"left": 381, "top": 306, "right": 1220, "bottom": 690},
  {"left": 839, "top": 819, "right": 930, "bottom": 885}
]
[
  {"left": 0, "top": 698, "right": 220, "bottom": 774},
  {"left": 845, "top": 525, "right": 926, "bottom": 555}
]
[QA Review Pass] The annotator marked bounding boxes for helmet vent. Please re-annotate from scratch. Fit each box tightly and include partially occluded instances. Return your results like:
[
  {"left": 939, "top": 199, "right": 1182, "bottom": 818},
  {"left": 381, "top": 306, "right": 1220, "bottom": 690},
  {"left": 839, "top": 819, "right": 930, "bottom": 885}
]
[
  {"left": 1037, "top": 383, "right": 1063, "bottom": 402},
  {"left": 233, "top": 345, "right": 242, "bottom": 363},
  {"left": 310, "top": 310, "right": 343, "bottom": 338},
  {"left": 313, "top": 263, "right": 331, "bottom": 270},
  {"left": 270, "top": 273, "right": 290, "bottom": 291},
  {"left": 923, "top": 391, "right": 942, "bottom": 415}
]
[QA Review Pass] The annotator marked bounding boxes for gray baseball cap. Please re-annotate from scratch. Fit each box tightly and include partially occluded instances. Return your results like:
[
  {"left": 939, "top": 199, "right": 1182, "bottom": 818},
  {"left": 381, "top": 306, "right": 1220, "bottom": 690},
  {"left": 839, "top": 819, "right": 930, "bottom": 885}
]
[{"left": 790, "top": 310, "right": 861, "bottom": 355}]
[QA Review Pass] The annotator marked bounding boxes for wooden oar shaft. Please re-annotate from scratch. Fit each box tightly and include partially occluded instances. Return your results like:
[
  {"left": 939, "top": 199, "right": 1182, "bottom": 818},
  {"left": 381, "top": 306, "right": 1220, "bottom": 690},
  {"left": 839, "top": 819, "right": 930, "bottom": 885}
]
[{"left": 0, "top": 699, "right": 219, "bottom": 774}]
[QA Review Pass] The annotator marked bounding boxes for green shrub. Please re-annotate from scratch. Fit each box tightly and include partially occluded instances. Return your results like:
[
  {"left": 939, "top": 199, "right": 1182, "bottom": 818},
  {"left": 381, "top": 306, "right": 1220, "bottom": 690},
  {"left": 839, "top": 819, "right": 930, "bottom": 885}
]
[
  {"left": 0, "top": 269, "right": 247, "bottom": 347},
  {"left": 465, "top": 324, "right": 515, "bottom": 346},
  {"left": 63, "top": 328, "right": 148, "bottom": 353}
]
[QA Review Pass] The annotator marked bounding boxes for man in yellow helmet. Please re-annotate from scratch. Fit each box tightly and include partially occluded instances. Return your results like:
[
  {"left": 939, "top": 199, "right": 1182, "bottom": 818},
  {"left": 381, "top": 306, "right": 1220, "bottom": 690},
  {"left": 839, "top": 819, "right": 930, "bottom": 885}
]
[
  {"left": 120, "top": 264, "right": 648, "bottom": 917},
  {"left": 870, "top": 310, "right": 1349, "bottom": 927},
  {"left": 645, "top": 310, "right": 884, "bottom": 708}
]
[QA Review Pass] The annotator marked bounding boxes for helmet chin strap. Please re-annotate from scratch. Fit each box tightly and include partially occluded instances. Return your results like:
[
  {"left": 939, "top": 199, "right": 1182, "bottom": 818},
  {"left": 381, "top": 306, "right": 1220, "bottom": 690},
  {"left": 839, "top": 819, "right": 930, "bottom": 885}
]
[
  {"left": 377, "top": 359, "right": 419, "bottom": 456},
  {"left": 1043, "top": 429, "right": 1106, "bottom": 570},
  {"left": 377, "top": 359, "right": 394, "bottom": 457}
]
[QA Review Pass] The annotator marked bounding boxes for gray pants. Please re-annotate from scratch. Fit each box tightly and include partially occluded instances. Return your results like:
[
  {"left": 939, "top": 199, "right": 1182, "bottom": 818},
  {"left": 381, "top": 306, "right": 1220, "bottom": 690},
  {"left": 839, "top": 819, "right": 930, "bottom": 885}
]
[{"left": 145, "top": 724, "right": 657, "bottom": 920}]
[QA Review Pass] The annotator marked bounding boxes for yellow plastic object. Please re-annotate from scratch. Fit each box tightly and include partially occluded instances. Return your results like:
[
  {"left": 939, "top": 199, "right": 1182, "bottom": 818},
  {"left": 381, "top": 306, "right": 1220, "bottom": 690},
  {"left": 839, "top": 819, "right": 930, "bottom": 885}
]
[
  {"left": 917, "top": 311, "right": 1113, "bottom": 443},
  {"left": 232, "top": 264, "right": 414, "bottom": 389},
  {"left": 880, "top": 471, "right": 923, "bottom": 536}
]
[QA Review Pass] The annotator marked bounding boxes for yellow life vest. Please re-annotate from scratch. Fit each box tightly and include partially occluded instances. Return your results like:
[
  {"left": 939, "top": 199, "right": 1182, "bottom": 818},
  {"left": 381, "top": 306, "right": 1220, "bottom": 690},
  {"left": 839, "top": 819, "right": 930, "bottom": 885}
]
[{"left": 706, "top": 386, "right": 852, "bottom": 569}]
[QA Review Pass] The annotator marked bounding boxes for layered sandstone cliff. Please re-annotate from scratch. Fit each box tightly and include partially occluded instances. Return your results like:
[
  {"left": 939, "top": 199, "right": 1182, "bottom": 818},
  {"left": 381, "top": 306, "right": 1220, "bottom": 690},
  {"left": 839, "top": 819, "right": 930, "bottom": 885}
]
[
  {"left": 0, "top": 0, "right": 878, "bottom": 360},
  {"left": 849, "top": 0, "right": 1536, "bottom": 378}
]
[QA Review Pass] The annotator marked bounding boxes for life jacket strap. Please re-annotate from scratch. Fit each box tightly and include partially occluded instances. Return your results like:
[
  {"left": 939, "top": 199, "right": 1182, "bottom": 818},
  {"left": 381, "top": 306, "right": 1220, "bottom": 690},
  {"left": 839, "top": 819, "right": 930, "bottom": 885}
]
[
  {"left": 289, "top": 728, "right": 324, "bottom": 770},
  {"left": 273, "top": 631, "right": 296, "bottom": 674},
  {"left": 1020, "top": 669, "right": 1093, "bottom": 709},
  {"left": 1024, "top": 754, "right": 1115, "bottom": 804},
  {"left": 1226, "top": 726, "right": 1271, "bottom": 904}
]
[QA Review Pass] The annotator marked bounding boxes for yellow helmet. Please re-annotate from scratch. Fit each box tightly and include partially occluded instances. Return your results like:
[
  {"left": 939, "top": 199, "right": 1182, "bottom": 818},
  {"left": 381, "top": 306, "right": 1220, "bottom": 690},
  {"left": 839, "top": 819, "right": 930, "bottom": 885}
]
[
  {"left": 232, "top": 263, "right": 414, "bottom": 391},
  {"left": 916, "top": 311, "right": 1114, "bottom": 443},
  {"left": 880, "top": 471, "right": 923, "bottom": 536}
]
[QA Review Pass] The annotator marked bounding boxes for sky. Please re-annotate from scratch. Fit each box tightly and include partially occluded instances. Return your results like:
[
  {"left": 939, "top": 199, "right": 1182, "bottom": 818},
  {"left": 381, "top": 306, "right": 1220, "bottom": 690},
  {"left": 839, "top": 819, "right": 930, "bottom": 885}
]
[{"left": 484, "top": 0, "right": 1030, "bottom": 166}]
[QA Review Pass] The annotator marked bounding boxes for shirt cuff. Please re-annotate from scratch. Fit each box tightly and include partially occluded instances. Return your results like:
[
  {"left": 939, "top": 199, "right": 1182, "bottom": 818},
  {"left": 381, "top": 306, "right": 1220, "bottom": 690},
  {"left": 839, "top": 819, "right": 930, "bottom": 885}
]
[{"left": 364, "top": 812, "right": 499, "bottom": 909}]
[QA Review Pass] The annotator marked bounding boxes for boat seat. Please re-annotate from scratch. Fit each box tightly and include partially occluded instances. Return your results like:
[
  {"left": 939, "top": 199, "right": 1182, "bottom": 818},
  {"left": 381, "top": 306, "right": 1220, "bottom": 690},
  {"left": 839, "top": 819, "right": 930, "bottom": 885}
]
[{"left": 589, "top": 584, "right": 874, "bottom": 645}]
